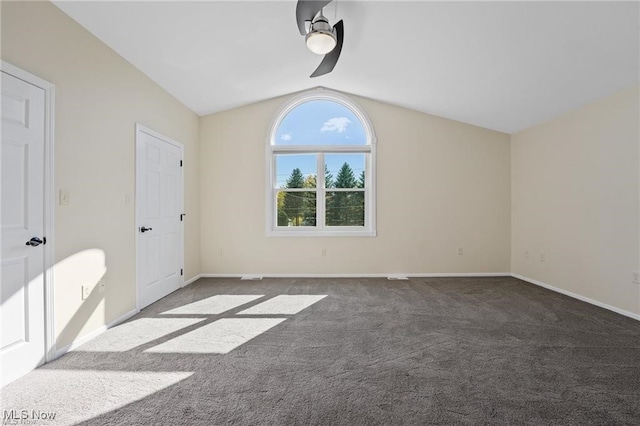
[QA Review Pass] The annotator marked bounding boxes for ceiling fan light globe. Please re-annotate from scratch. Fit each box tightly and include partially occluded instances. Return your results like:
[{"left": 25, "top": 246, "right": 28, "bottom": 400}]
[{"left": 306, "top": 30, "right": 337, "bottom": 55}]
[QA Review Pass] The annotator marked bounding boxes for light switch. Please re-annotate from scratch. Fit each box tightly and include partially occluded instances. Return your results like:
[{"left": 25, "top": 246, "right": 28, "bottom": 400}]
[{"left": 59, "top": 189, "right": 70, "bottom": 205}]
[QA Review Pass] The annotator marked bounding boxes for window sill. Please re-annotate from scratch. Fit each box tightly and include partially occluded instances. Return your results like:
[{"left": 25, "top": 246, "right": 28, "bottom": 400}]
[{"left": 266, "top": 229, "right": 377, "bottom": 238}]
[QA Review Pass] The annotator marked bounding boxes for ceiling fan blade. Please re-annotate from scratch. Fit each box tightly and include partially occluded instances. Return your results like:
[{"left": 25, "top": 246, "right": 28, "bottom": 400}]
[
  {"left": 296, "top": 0, "right": 332, "bottom": 35},
  {"left": 310, "top": 19, "right": 343, "bottom": 78}
]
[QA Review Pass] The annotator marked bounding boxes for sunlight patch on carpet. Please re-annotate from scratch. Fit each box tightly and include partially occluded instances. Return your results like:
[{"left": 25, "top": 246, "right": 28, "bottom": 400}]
[
  {"left": 76, "top": 318, "right": 205, "bottom": 352},
  {"left": 161, "top": 295, "right": 264, "bottom": 315},
  {"left": 0, "top": 370, "right": 193, "bottom": 426},
  {"left": 236, "top": 295, "right": 327, "bottom": 315},
  {"left": 145, "top": 318, "right": 286, "bottom": 354}
]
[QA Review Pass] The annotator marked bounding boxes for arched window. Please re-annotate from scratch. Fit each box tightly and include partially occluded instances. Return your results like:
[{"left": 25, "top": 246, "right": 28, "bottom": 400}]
[{"left": 267, "top": 88, "right": 376, "bottom": 236}]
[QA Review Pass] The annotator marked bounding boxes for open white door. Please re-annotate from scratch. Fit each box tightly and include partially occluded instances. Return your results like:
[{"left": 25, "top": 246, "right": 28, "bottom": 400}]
[
  {"left": 1, "top": 70, "right": 46, "bottom": 386},
  {"left": 136, "top": 125, "right": 184, "bottom": 309}
]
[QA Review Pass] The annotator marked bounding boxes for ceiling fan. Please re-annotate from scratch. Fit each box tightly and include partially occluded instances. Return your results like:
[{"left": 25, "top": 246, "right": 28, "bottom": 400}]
[{"left": 296, "top": 0, "right": 344, "bottom": 78}]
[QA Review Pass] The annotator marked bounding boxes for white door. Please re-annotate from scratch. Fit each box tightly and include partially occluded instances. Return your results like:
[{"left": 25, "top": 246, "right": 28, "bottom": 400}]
[
  {"left": 136, "top": 126, "right": 184, "bottom": 309},
  {"left": 1, "top": 71, "right": 46, "bottom": 386}
]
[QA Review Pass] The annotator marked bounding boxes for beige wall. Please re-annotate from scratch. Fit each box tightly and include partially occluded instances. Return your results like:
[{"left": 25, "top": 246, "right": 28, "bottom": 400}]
[
  {"left": 200, "top": 94, "right": 512, "bottom": 275},
  {"left": 511, "top": 86, "right": 640, "bottom": 316},
  {"left": 2, "top": 1, "right": 201, "bottom": 349}
]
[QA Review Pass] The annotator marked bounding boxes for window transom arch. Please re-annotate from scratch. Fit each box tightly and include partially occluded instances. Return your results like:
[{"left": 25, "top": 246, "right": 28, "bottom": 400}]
[{"left": 266, "top": 88, "right": 377, "bottom": 236}]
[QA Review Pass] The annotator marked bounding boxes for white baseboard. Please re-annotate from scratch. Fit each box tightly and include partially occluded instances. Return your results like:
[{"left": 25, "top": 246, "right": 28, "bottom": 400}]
[
  {"left": 512, "top": 273, "right": 640, "bottom": 322},
  {"left": 53, "top": 308, "right": 139, "bottom": 359},
  {"left": 197, "top": 272, "right": 639, "bottom": 321},
  {"left": 199, "top": 272, "right": 511, "bottom": 279},
  {"left": 183, "top": 274, "right": 202, "bottom": 287}
]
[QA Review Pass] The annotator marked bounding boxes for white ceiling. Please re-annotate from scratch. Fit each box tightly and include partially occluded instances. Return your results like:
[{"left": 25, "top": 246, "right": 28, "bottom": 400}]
[{"left": 53, "top": 1, "right": 639, "bottom": 133}]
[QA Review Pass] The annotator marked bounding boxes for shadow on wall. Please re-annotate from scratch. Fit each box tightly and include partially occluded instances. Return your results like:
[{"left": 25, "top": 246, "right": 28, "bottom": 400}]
[{"left": 53, "top": 249, "right": 107, "bottom": 353}]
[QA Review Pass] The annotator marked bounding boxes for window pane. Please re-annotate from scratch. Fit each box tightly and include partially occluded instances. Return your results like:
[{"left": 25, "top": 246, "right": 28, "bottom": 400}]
[
  {"left": 277, "top": 191, "right": 316, "bottom": 227},
  {"left": 325, "top": 191, "right": 365, "bottom": 226},
  {"left": 275, "top": 100, "right": 367, "bottom": 146},
  {"left": 275, "top": 154, "right": 317, "bottom": 189},
  {"left": 325, "top": 154, "right": 366, "bottom": 189}
]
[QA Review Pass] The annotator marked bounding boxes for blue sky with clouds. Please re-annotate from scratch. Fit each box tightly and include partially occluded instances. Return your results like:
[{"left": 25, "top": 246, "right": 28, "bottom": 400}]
[{"left": 275, "top": 100, "right": 366, "bottom": 188}]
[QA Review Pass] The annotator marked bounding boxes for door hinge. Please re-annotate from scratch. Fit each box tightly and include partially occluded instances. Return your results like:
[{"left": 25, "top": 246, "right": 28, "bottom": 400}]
[
  {"left": 180, "top": 160, "right": 183, "bottom": 167},
  {"left": 180, "top": 268, "right": 183, "bottom": 276}
]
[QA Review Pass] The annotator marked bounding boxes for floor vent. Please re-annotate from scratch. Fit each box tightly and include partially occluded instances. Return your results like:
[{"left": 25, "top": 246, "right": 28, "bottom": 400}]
[
  {"left": 387, "top": 275, "right": 409, "bottom": 280},
  {"left": 241, "top": 275, "right": 263, "bottom": 280}
]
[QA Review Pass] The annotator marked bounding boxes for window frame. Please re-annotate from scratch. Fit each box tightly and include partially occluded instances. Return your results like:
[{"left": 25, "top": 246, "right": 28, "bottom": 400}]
[{"left": 266, "top": 88, "right": 377, "bottom": 237}]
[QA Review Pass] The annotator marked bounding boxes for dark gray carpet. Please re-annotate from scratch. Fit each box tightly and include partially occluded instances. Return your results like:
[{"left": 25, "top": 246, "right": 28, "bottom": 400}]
[{"left": 2, "top": 277, "right": 639, "bottom": 425}]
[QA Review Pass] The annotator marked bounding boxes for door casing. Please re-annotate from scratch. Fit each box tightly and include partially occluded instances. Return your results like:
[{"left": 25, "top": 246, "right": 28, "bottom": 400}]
[
  {"left": 1, "top": 61, "right": 56, "bottom": 364},
  {"left": 135, "top": 124, "right": 185, "bottom": 310}
]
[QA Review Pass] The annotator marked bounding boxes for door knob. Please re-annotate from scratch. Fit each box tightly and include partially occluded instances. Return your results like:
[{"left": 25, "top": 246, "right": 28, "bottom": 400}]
[
  {"left": 140, "top": 227, "right": 153, "bottom": 233},
  {"left": 26, "top": 237, "right": 44, "bottom": 247}
]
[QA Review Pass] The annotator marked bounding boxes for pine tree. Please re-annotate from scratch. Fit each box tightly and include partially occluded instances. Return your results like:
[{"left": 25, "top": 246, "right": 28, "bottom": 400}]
[
  {"left": 327, "top": 162, "right": 358, "bottom": 225},
  {"left": 353, "top": 170, "right": 365, "bottom": 225},
  {"left": 334, "top": 162, "right": 356, "bottom": 188},
  {"left": 302, "top": 174, "right": 317, "bottom": 226},
  {"left": 325, "top": 164, "right": 334, "bottom": 189},
  {"left": 283, "top": 168, "right": 305, "bottom": 226},
  {"left": 287, "top": 168, "right": 305, "bottom": 188}
]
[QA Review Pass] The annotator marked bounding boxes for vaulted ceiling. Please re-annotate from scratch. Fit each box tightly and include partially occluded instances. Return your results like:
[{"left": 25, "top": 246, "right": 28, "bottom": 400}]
[{"left": 53, "top": 1, "right": 639, "bottom": 133}]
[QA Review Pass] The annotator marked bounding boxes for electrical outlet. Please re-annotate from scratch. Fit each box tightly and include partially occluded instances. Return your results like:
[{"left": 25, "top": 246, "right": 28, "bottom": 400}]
[
  {"left": 98, "top": 279, "right": 106, "bottom": 293},
  {"left": 632, "top": 271, "right": 640, "bottom": 284},
  {"left": 321, "top": 248, "right": 326, "bottom": 257},
  {"left": 539, "top": 253, "right": 545, "bottom": 262},
  {"left": 82, "top": 285, "right": 91, "bottom": 300},
  {"left": 457, "top": 247, "right": 464, "bottom": 256},
  {"left": 524, "top": 250, "right": 529, "bottom": 259}
]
